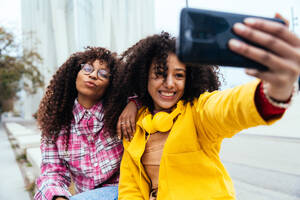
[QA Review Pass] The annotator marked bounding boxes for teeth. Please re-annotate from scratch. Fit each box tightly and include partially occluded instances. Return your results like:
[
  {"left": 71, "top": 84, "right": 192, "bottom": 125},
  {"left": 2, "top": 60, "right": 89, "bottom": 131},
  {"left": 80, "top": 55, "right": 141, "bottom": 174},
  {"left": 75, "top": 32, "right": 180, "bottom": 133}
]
[{"left": 160, "top": 91, "right": 175, "bottom": 96}]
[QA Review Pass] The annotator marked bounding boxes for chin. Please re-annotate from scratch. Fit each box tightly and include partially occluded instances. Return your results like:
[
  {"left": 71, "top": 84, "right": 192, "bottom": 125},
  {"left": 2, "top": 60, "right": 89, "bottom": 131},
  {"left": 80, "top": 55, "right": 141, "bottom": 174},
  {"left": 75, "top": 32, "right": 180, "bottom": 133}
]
[{"left": 157, "top": 103, "right": 177, "bottom": 110}]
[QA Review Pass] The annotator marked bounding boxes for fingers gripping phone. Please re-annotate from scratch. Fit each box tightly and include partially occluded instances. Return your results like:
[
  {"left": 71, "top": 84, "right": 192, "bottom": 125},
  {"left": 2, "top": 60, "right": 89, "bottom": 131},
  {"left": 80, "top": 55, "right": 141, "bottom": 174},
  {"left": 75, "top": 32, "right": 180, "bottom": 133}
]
[{"left": 176, "top": 8, "right": 285, "bottom": 71}]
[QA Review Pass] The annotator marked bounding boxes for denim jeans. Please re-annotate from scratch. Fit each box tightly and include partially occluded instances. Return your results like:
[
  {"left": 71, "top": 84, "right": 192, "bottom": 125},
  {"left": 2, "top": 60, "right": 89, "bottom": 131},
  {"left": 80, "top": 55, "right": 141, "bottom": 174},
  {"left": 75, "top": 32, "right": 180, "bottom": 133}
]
[{"left": 70, "top": 186, "right": 118, "bottom": 200}]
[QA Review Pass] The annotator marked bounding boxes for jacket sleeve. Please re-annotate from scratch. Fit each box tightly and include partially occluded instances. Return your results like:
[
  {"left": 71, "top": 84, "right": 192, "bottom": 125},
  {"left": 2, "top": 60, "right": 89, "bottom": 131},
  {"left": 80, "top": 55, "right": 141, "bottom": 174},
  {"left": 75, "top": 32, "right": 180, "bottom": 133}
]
[
  {"left": 193, "top": 79, "right": 281, "bottom": 142},
  {"left": 118, "top": 149, "right": 145, "bottom": 200},
  {"left": 34, "top": 141, "right": 71, "bottom": 200}
]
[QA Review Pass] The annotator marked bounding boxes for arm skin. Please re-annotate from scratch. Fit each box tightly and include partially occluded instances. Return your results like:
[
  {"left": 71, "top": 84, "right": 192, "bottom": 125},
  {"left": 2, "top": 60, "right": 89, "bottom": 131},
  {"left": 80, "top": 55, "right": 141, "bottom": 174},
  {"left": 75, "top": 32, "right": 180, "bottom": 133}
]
[{"left": 117, "top": 101, "right": 138, "bottom": 141}]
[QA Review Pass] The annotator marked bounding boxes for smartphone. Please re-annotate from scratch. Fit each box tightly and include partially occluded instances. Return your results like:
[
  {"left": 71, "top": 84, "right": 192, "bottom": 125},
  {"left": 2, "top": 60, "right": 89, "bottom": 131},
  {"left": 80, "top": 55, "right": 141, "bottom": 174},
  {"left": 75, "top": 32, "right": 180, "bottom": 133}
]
[{"left": 176, "top": 8, "right": 285, "bottom": 71}]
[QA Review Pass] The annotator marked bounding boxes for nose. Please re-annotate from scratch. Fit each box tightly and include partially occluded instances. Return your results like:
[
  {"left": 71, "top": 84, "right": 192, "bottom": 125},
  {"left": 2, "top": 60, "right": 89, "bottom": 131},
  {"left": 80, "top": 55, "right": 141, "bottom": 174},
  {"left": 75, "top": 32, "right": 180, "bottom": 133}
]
[
  {"left": 164, "top": 74, "right": 175, "bottom": 89},
  {"left": 88, "top": 70, "right": 97, "bottom": 80}
]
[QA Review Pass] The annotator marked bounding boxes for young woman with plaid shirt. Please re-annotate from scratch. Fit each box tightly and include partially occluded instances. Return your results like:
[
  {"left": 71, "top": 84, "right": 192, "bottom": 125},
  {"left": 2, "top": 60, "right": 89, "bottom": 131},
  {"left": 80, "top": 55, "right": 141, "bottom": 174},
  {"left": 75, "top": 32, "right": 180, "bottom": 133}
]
[{"left": 34, "top": 47, "right": 137, "bottom": 200}]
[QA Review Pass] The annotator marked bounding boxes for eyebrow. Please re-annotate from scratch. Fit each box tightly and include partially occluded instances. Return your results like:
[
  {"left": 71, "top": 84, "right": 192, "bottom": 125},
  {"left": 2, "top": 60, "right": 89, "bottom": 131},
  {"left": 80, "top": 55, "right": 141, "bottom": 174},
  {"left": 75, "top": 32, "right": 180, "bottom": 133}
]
[{"left": 175, "top": 68, "right": 186, "bottom": 72}]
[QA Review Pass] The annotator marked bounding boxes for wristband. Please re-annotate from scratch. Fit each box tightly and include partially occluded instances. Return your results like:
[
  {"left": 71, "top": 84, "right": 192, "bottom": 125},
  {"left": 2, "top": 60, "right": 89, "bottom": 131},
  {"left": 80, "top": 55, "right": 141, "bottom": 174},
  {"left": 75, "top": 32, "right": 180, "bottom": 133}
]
[{"left": 263, "top": 81, "right": 299, "bottom": 109}]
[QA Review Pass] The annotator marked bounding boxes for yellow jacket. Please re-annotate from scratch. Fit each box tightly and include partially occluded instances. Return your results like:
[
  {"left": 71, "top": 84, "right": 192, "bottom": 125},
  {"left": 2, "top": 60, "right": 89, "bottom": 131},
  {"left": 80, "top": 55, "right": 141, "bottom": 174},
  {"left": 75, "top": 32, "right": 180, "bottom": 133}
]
[{"left": 118, "top": 80, "right": 278, "bottom": 200}]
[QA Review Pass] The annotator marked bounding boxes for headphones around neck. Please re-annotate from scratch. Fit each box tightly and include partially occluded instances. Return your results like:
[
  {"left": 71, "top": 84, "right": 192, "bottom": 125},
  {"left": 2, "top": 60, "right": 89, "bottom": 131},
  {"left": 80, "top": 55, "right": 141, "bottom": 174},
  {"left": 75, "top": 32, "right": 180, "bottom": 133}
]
[{"left": 141, "top": 102, "right": 182, "bottom": 134}]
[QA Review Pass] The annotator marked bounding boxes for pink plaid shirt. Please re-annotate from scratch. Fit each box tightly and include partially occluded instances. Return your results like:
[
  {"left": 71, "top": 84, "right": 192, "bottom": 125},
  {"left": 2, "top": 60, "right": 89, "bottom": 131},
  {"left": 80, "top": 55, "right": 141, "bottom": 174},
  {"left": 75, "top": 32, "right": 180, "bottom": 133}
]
[{"left": 34, "top": 99, "right": 123, "bottom": 200}]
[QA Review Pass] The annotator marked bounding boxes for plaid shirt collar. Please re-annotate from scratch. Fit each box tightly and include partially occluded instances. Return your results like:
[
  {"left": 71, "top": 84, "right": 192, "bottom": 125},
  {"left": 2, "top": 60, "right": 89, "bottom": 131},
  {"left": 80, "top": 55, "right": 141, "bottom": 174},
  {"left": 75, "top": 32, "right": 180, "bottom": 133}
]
[{"left": 72, "top": 99, "right": 104, "bottom": 124}]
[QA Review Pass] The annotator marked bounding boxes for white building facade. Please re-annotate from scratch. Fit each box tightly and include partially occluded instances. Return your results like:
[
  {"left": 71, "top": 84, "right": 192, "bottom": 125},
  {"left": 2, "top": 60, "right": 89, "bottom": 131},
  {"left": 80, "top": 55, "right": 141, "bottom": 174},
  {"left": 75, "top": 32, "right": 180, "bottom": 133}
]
[{"left": 20, "top": 0, "right": 155, "bottom": 119}]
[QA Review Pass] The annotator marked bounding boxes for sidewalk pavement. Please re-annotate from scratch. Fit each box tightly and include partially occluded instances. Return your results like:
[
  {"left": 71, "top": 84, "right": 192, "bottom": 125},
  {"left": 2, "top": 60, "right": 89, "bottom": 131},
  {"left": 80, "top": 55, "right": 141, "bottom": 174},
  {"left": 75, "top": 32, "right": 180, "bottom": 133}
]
[
  {"left": 0, "top": 123, "right": 31, "bottom": 200},
  {"left": 0, "top": 116, "right": 42, "bottom": 200}
]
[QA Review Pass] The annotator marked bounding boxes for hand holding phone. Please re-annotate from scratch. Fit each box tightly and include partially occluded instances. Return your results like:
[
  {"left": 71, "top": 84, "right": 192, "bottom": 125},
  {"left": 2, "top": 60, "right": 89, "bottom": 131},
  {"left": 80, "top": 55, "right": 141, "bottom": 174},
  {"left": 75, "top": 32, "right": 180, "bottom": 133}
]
[
  {"left": 176, "top": 8, "right": 285, "bottom": 70},
  {"left": 177, "top": 8, "right": 300, "bottom": 102},
  {"left": 228, "top": 16, "right": 300, "bottom": 101}
]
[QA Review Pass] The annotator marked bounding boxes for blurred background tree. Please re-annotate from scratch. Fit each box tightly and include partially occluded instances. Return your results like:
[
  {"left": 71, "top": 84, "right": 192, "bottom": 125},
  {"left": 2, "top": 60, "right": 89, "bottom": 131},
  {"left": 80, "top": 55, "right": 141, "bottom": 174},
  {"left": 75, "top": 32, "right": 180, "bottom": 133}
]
[{"left": 0, "top": 26, "right": 44, "bottom": 115}]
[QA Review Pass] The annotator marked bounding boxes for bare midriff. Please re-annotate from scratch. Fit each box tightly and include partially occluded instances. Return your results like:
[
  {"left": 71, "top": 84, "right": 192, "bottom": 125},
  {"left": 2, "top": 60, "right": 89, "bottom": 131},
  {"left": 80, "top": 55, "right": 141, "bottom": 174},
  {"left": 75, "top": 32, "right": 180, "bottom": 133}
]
[{"left": 141, "top": 131, "right": 169, "bottom": 199}]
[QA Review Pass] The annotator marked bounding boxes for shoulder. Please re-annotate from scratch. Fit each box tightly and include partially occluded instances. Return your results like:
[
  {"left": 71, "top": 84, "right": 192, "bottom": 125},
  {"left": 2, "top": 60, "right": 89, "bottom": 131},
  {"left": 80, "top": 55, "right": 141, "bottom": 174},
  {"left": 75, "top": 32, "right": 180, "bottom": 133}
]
[{"left": 190, "top": 91, "right": 219, "bottom": 109}]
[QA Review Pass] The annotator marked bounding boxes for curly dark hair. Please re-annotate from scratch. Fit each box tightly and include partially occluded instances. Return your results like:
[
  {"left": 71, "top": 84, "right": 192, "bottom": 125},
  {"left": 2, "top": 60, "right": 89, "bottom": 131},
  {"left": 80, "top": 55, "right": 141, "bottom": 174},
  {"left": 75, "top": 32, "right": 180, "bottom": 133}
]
[
  {"left": 105, "top": 32, "right": 221, "bottom": 133},
  {"left": 37, "top": 47, "right": 118, "bottom": 144}
]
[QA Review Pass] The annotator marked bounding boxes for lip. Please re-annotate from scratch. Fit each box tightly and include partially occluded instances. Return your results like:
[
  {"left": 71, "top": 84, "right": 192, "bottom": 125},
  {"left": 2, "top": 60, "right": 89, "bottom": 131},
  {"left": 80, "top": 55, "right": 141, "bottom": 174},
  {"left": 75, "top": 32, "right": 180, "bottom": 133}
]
[
  {"left": 84, "top": 81, "right": 97, "bottom": 88},
  {"left": 158, "top": 91, "right": 176, "bottom": 100}
]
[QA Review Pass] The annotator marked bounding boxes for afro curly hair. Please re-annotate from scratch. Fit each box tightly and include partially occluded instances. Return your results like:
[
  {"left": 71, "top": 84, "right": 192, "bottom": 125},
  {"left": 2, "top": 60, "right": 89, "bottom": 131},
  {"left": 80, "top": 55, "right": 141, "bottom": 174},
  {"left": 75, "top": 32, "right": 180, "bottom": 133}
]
[
  {"left": 104, "top": 32, "right": 221, "bottom": 134},
  {"left": 37, "top": 47, "right": 118, "bottom": 144}
]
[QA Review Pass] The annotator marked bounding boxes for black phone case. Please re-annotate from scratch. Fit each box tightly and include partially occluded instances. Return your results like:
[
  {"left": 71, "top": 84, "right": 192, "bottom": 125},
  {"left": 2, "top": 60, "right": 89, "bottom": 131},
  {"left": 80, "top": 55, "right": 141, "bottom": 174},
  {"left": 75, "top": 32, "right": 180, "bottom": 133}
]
[{"left": 177, "top": 8, "right": 285, "bottom": 71}]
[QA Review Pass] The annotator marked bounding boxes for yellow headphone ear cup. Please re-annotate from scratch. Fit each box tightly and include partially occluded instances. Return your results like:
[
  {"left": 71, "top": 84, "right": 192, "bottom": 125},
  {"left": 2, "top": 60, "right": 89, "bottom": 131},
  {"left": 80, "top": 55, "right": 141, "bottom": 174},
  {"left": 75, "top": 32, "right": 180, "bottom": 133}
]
[
  {"left": 153, "top": 112, "right": 173, "bottom": 133},
  {"left": 142, "top": 114, "right": 156, "bottom": 134},
  {"left": 141, "top": 101, "right": 182, "bottom": 134}
]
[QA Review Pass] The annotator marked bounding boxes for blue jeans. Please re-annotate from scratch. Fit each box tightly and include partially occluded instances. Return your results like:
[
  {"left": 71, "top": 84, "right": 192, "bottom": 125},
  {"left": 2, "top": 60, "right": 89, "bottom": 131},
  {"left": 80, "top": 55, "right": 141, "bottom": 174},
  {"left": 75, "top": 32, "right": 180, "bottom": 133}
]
[{"left": 70, "top": 186, "right": 118, "bottom": 200}]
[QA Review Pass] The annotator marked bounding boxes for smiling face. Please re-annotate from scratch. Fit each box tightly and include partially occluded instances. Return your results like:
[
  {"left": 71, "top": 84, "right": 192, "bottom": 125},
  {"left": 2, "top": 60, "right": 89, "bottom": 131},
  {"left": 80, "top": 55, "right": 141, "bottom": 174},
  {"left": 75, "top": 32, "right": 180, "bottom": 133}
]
[
  {"left": 76, "top": 59, "right": 110, "bottom": 104},
  {"left": 147, "top": 53, "right": 186, "bottom": 111}
]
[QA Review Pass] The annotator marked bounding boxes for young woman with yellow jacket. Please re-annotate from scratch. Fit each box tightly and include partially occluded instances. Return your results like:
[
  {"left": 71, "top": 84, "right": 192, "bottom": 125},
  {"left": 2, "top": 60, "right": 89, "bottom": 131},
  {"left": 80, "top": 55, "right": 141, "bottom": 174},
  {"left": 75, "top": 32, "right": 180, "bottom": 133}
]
[{"left": 105, "top": 17, "right": 300, "bottom": 200}]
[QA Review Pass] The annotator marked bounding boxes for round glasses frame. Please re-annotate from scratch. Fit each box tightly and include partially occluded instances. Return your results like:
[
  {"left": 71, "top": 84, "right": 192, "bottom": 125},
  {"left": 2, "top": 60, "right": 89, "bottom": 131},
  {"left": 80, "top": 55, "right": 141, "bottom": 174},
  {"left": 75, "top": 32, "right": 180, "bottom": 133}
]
[{"left": 80, "top": 63, "right": 111, "bottom": 80}]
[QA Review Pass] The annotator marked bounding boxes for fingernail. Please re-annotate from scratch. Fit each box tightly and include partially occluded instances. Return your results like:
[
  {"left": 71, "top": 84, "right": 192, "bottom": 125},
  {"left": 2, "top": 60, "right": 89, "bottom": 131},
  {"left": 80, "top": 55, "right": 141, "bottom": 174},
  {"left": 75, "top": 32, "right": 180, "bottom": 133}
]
[
  {"left": 234, "top": 23, "right": 246, "bottom": 32},
  {"left": 244, "top": 18, "right": 256, "bottom": 25},
  {"left": 245, "top": 68, "right": 257, "bottom": 75},
  {"left": 229, "top": 39, "right": 241, "bottom": 48}
]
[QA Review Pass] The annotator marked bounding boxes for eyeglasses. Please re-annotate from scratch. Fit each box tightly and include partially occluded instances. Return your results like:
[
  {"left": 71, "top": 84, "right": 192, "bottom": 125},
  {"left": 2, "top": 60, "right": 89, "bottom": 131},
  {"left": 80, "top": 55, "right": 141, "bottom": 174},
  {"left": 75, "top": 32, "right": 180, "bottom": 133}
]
[{"left": 80, "top": 63, "right": 111, "bottom": 80}]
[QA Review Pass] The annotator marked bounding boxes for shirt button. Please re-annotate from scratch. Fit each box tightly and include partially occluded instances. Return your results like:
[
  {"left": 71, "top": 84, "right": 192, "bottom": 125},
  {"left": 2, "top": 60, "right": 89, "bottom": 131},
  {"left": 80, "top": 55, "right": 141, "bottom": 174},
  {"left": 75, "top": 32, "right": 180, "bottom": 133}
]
[
  {"left": 64, "top": 151, "right": 69, "bottom": 157},
  {"left": 88, "top": 135, "right": 93, "bottom": 141},
  {"left": 93, "top": 162, "right": 98, "bottom": 167}
]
